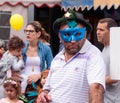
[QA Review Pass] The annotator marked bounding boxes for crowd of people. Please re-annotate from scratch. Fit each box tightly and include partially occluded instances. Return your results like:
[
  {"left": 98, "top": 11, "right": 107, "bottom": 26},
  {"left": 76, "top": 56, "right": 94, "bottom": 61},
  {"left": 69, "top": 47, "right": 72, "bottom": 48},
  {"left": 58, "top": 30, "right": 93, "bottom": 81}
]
[{"left": 0, "top": 10, "right": 119, "bottom": 103}]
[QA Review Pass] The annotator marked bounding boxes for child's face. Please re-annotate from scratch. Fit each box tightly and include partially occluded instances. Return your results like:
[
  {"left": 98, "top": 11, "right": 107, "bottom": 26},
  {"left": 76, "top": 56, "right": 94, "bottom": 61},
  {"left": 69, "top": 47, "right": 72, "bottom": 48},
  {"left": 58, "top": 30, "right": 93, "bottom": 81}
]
[
  {"left": 11, "top": 48, "right": 22, "bottom": 57},
  {"left": 41, "top": 75, "right": 48, "bottom": 86},
  {"left": 0, "top": 47, "right": 5, "bottom": 55},
  {"left": 5, "top": 86, "right": 17, "bottom": 99}
]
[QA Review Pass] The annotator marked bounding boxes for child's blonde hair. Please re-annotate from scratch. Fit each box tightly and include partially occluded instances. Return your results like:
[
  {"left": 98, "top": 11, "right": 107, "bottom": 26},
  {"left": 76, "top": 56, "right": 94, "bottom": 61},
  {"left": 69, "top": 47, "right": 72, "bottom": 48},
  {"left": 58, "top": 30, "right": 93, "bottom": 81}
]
[{"left": 4, "top": 77, "right": 21, "bottom": 97}]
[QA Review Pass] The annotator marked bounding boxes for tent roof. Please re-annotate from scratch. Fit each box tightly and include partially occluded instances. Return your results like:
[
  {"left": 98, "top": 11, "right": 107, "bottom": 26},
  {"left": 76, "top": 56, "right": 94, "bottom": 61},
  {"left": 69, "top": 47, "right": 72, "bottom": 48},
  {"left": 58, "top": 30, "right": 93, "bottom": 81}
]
[
  {"left": 94, "top": 0, "right": 120, "bottom": 10},
  {"left": 0, "top": 0, "right": 61, "bottom": 7},
  {"left": 62, "top": 0, "right": 120, "bottom": 11},
  {"left": 62, "top": 0, "right": 93, "bottom": 11}
]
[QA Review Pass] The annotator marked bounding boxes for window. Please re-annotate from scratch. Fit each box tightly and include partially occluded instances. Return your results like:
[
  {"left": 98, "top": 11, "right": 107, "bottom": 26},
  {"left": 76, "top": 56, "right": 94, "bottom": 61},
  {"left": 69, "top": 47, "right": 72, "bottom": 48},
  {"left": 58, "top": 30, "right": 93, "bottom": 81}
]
[{"left": 0, "top": 11, "right": 11, "bottom": 41}]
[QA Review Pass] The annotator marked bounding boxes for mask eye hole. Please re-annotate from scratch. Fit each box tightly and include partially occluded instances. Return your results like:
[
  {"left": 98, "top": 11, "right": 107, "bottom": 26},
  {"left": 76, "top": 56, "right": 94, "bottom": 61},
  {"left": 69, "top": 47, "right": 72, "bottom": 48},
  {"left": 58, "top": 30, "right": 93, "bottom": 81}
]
[
  {"left": 76, "top": 32, "right": 81, "bottom": 36},
  {"left": 64, "top": 33, "right": 70, "bottom": 36}
]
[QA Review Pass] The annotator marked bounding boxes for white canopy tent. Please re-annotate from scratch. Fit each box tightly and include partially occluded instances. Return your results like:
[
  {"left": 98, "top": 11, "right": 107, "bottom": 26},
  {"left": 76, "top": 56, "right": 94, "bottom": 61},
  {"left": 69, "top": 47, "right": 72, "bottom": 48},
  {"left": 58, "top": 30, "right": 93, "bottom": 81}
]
[
  {"left": 0, "top": 0, "right": 61, "bottom": 7},
  {"left": 0, "top": 0, "right": 61, "bottom": 40}
]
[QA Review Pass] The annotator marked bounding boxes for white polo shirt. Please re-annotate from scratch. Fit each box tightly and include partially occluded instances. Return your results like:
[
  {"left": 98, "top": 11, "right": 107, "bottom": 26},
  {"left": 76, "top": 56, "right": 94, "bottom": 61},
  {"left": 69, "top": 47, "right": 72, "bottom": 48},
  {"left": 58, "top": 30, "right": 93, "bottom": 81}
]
[{"left": 43, "top": 39, "right": 105, "bottom": 103}]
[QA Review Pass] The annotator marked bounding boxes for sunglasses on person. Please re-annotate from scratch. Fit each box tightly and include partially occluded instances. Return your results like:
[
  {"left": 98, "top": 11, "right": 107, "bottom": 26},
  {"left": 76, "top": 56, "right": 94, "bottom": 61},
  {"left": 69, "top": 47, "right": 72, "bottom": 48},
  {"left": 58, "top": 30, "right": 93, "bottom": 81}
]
[{"left": 24, "top": 29, "right": 36, "bottom": 33}]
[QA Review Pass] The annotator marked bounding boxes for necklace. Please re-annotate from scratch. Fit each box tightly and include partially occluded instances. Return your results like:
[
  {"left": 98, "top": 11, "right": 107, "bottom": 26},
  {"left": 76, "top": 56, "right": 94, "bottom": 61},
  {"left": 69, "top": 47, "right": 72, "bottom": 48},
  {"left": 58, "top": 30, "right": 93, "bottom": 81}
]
[{"left": 32, "top": 67, "right": 34, "bottom": 72}]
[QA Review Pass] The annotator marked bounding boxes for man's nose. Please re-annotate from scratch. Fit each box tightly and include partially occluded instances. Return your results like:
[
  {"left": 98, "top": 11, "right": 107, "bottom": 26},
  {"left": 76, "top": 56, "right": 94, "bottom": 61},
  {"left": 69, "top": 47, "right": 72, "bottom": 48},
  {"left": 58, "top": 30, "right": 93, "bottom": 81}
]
[
  {"left": 70, "top": 36, "right": 76, "bottom": 42},
  {"left": 70, "top": 40, "right": 76, "bottom": 43}
]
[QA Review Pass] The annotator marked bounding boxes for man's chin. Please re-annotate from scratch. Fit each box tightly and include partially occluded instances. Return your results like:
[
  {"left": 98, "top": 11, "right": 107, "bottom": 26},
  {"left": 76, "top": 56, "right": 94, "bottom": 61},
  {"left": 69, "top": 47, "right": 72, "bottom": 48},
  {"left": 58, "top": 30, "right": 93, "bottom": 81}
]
[{"left": 67, "top": 49, "right": 79, "bottom": 55}]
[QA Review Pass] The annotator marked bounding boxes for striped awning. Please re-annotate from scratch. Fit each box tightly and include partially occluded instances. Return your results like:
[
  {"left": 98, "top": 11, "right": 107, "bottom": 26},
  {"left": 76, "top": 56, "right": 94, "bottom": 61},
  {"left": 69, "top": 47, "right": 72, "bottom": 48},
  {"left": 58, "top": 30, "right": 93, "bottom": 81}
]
[
  {"left": 94, "top": 0, "right": 120, "bottom": 10},
  {"left": 62, "top": 0, "right": 120, "bottom": 11},
  {"left": 62, "top": 0, "right": 93, "bottom": 11},
  {"left": 0, "top": 0, "right": 61, "bottom": 7}
]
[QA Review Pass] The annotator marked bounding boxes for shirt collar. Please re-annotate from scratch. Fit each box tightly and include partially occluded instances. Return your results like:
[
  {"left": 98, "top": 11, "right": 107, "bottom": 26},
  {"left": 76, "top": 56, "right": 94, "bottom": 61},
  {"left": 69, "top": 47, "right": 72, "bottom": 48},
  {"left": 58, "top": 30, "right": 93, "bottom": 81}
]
[{"left": 78, "top": 39, "right": 91, "bottom": 54}]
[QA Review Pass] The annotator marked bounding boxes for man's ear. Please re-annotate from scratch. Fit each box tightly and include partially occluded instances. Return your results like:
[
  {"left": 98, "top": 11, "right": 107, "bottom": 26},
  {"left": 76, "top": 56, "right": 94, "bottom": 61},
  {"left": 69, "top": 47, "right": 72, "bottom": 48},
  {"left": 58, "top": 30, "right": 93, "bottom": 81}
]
[{"left": 58, "top": 33, "right": 62, "bottom": 40}]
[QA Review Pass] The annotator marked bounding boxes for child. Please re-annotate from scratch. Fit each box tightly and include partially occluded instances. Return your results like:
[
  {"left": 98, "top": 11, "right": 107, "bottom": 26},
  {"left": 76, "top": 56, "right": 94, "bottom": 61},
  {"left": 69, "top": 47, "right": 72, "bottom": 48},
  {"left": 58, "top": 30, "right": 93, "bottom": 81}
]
[
  {"left": 0, "top": 36, "right": 25, "bottom": 98},
  {"left": 25, "top": 69, "right": 49, "bottom": 103},
  {"left": 0, "top": 39, "right": 7, "bottom": 59},
  {"left": 0, "top": 77, "right": 24, "bottom": 103},
  {"left": 0, "top": 36, "right": 25, "bottom": 82},
  {"left": 40, "top": 69, "right": 49, "bottom": 87}
]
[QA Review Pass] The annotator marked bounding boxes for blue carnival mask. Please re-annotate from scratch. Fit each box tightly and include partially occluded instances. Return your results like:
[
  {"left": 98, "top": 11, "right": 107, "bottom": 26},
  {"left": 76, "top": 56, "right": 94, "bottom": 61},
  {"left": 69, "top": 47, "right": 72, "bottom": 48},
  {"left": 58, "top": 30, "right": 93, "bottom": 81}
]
[{"left": 59, "top": 27, "right": 86, "bottom": 42}]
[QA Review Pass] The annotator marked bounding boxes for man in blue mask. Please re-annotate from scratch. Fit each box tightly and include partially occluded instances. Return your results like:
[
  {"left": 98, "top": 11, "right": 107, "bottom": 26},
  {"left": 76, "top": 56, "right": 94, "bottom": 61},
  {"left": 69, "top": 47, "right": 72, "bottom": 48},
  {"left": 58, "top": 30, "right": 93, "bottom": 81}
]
[{"left": 37, "top": 10, "right": 106, "bottom": 103}]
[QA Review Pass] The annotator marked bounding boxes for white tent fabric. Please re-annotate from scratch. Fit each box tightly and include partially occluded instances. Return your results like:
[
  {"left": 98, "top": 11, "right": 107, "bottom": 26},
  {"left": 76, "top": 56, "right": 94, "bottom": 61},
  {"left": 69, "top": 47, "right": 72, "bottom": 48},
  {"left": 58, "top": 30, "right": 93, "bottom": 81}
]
[{"left": 0, "top": 0, "right": 61, "bottom": 7}]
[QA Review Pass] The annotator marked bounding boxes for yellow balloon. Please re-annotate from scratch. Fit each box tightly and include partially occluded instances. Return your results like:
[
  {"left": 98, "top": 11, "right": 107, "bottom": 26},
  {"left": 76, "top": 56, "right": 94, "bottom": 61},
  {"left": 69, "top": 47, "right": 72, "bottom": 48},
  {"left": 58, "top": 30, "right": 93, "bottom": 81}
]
[{"left": 10, "top": 14, "right": 24, "bottom": 30}]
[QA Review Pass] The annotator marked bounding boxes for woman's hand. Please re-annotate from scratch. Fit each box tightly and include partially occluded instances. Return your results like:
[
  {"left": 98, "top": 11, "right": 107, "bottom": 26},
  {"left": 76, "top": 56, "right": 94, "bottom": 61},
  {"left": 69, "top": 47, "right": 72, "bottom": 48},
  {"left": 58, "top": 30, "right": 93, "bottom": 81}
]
[{"left": 27, "top": 73, "right": 41, "bottom": 84}]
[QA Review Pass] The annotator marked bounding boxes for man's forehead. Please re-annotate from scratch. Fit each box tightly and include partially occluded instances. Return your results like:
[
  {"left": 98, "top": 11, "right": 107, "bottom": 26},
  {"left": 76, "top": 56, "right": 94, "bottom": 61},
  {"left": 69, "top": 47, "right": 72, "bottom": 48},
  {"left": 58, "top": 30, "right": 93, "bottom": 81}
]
[
  {"left": 98, "top": 22, "right": 108, "bottom": 26},
  {"left": 97, "top": 22, "right": 108, "bottom": 29},
  {"left": 77, "top": 23, "right": 84, "bottom": 28}
]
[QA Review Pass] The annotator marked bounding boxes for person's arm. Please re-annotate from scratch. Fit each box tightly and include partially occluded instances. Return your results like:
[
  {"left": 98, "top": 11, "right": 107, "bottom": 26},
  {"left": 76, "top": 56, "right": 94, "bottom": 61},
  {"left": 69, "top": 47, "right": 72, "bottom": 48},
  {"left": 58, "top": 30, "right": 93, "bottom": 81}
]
[
  {"left": 12, "top": 56, "right": 24, "bottom": 71},
  {"left": 36, "top": 89, "right": 51, "bottom": 103},
  {"left": 27, "top": 72, "right": 41, "bottom": 84},
  {"left": 89, "top": 83, "right": 104, "bottom": 103},
  {"left": 106, "top": 75, "right": 118, "bottom": 85},
  {"left": 0, "top": 53, "right": 6, "bottom": 68}
]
